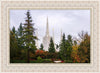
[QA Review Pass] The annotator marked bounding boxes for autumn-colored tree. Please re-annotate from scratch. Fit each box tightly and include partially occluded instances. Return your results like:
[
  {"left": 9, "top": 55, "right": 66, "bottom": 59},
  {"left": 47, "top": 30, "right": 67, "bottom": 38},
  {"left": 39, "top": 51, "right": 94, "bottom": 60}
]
[
  {"left": 78, "top": 31, "right": 90, "bottom": 63},
  {"left": 71, "top": 40, "right": 80, "bottom": 62}
]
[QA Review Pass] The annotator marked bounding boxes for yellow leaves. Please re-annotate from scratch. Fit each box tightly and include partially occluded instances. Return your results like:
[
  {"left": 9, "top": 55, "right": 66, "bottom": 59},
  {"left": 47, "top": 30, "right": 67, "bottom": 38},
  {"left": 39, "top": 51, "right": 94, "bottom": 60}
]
[
  {"left": 72, "top": 45, "right": 78, "bottom": 50},
  {"left": 71, "top": 45, "right": 80, "bottom": 62},
  {"left": 72, "top": 45, "right": 78, "bottom": 55}
]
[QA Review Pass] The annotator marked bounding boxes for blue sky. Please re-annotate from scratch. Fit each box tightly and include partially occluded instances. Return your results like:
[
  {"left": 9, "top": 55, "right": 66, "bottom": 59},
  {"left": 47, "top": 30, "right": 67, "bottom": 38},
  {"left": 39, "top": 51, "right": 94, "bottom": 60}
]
[{"left": 10, "top": 10, "right": 90, "bottom": 47}]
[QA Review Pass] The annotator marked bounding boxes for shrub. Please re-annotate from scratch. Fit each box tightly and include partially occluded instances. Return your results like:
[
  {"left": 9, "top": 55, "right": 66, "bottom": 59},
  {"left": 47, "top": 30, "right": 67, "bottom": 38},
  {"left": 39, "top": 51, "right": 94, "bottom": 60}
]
[
  {"left": 10, "top": 60, "right": 27, "bottom": 63},
  {"left": 42, "top": 59, "right": 52, "bottom": 63},
  {"left": 37, "top": 56, "right": 42, "bottom": 60},
  {"left": 64, "top": 60, "right": 73, "bottom": 63},
  {"left": 30, "top": 59, "right": 52, "bottom": 63}
]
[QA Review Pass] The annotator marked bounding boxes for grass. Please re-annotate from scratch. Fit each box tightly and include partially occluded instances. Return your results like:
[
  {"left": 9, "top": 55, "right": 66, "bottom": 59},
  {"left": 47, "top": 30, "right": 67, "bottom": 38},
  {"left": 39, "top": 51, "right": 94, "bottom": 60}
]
[
  {"left": 10, "top": 60, "right": 27, "bottom": 63},
  {"left": 10, "top": 59, "right": 53, "bottom": 63}
]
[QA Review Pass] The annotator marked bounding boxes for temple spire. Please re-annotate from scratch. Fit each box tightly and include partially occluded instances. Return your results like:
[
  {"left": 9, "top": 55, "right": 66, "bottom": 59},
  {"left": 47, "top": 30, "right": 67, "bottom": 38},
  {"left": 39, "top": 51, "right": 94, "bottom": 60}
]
[
  {"left": 61, "top": 29, "right": 63, "bottom": 41},
  {"left": 52, "top": 28, "right": 54, "bottom": 43},
  {"left": 43, "top": 17, "right": 50, "bottom": 51},
  {"left": 46, "top": 17, "right": 49, "bottom": 36}
]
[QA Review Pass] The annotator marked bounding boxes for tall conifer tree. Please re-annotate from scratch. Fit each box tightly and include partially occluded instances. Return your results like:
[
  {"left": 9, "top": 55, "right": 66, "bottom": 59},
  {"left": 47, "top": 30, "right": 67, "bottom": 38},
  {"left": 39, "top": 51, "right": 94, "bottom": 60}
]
[
  {"left": 39, "top": 44, "right": 44, "bottom": 50},
  {"left": 23, "top": 10, "right": 37, "bottom": 63},
  {"left": 18, "top": 23, "right": 23, "bottom": 37},
  {"left": 49, "top": 37, "right": 55, "bottom": 53},
  {"left": 59, "top": 33, "right": 66, "bottom": 60}
]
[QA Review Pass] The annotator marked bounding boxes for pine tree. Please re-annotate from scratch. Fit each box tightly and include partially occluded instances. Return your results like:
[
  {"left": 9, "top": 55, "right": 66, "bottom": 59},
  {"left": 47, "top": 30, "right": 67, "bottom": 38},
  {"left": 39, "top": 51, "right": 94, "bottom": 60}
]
[
  {"left": 18, "top": 23, "right": 23, "bottom": 37},
  {"left": 12, "top": 26, "right": 16, "bottom": 33},
  {"left": 59, "top": 33, "right": 66, "bottom": 60},
  {"left": 23, "top": 10, "right": 37, "bottom": 63},
  {"left": 39, "top": 44, "right": 44, "bottom": 50},
  {"left": 59, "top": 34, "right": 73, "bottom": 61},
  {"left": 17, "top": 23, "right": 24, "bottom": 49},
  {"left": 49, "top": 37, "right": 55, "bottom": 53},
  {"left": 10, "top": 30, "right": 17, "bottom": 59},
  {"left": 10, "top": 29, "right": 20, "bottom": 62},
  {"left": 12, "top": 26, "right": 18, "bottom": 39},
  {"left": 65, "top": 35, "right": 73, "bottom": 60}
]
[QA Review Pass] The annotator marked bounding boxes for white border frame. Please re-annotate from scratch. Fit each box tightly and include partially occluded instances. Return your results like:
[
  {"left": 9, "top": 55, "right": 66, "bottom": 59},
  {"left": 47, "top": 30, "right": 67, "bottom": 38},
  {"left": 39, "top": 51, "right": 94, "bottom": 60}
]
[{"left": 0, "top": 0, "right": 99, "bottom": 72}]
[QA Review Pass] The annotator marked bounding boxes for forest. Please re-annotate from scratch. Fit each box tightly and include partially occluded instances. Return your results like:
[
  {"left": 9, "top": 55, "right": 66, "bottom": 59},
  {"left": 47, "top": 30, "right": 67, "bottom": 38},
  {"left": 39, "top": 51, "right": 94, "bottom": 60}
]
[{"left": 10, "top": 10, "right": 90, "bottom": 63}]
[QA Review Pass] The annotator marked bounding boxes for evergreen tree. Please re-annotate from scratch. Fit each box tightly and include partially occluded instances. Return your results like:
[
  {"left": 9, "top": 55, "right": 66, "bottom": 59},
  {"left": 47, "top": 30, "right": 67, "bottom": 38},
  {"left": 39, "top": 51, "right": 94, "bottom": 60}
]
[
  {"left": 12, "top": 26, "right": 18, "bottom": 39},
  {"left": 59, "top": 33, "right": 66, "bottom": 60},
  {"left": 39, "top": 44, "right": 44, "bottom": 50},
  {"left": 22, "top": 10, "right": 37, "bottom": 63},
  {"left": 18, "top": 23, "right": 23, "bottom": 37},
  {"left": 49, "top": 37, "right": 55, "bottom": 53},
  {"left": 10, "top": 30, "right": 20, "bottom": 62},
  {"left": 12, "top": 26, "right": 16, "bottom": 33},
  {"left": 17, "top": 23, "right": 24, "bottom": 49},
  {"left": 74, "top": 40, "right": 77, "bottom": 46},
  {"left": 59, "top": 34, "right": 73, "bottom": 61},
  {"left": 65, "top": 35, "right": 73, "bottom": 60},
  {"left": 10, "top": 30, "right": 17, "bottom": 59}
]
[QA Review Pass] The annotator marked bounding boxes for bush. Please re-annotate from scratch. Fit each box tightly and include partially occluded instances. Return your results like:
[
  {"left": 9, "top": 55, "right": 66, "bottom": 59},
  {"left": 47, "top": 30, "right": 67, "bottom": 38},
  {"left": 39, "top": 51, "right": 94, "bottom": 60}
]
[
  {"left": 42, "top": 59, "right": 52, "bottom": 63},
  {"left": 37, "top": 56, "right": 42, "bottom": 60},
  {"left": 64, "top": 60, "right": 73, "bottom": 63},
  {"left": 10, "top": 60, "right": 27, "bottom": 63},
  {"left": 30, "top": 59, "right": 52, "bottom": 63}
]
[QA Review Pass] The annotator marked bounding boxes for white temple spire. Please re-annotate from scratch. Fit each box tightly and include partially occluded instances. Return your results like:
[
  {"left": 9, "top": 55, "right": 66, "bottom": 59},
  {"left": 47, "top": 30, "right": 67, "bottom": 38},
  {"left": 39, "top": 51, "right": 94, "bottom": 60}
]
[
  {"left": 52, "top": 28, "right": 54, "bottom": 43},
  {"left": 46, "top": 17, "right": 49, "bottom": 36},
  {"left": 61, "top": 29, "right": 63, "bottom": 41},
  {"left": 43, "top": 17, "right": 50, "bottom": 51}
]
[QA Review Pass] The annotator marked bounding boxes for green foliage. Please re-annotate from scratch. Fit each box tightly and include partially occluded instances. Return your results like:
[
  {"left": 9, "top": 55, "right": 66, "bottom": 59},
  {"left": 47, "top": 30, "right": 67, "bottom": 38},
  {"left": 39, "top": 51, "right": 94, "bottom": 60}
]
[
  {"left": 22, "top": 10, "right": 37, "bottom": 63},
  {"left": 12, "top": 26, "right": 16, "bottom": 33},
  {"left": 10, "top": 28, "right": 22, "bottom": 60},
  {"left": 65, "top": 35, "right": 73, "bottom": 60},
  {"left": 10, "top": 30, "right": 18, "bottom": 59},
  {"left": 59, "top": 34, "right": 73, "bottom": 61},
  {"left": 78, "top": 31, "right": 90, "bottom": 63},
  {"left": 30, "top": 59, "right": 52, "bottom": 63},
  {"left": 37, "top": 56, "right": 42, "bottom": 60},
  {"left": 18, "top": 23, "right": 23, "bottom": 37},
  {"left": 11, "top": 59, "right": 52, "bottom": 63},
  {"left": 59, "top": 33, "right": 66, "bottom": 60},
  {"left": 64, "top": 60, "right": 73, "bottom": 63},
  {"left": 39, "top": 44, "right": 44, "bottom": 50},
  {"left": 49, "top": 37, "right": 55, "bottom": 53},
  {"left": 10, "top": 60, "right": 27, "bottom": 63},
  {"left": 42, "top": 59, "right": 52, "bottom": 63},
  {"left": 17, "top": 24, "right": 24, "bottom": 49}
]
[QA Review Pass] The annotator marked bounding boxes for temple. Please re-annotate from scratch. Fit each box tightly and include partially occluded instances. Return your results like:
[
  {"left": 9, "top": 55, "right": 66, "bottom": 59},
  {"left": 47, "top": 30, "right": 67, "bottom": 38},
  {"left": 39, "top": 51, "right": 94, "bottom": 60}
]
[
  {"left": 42, "top": 17, "right": 62, "bottom": 52},
  {"left": 43, "top": 17, "right": 50, "bottom": 51}
]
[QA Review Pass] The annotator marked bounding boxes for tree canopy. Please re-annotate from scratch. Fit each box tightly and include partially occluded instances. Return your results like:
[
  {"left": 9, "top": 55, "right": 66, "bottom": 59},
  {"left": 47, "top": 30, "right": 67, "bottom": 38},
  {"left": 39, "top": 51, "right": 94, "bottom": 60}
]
[{"left": 49, "top": 37, "right": 55, "bottom": 53}]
